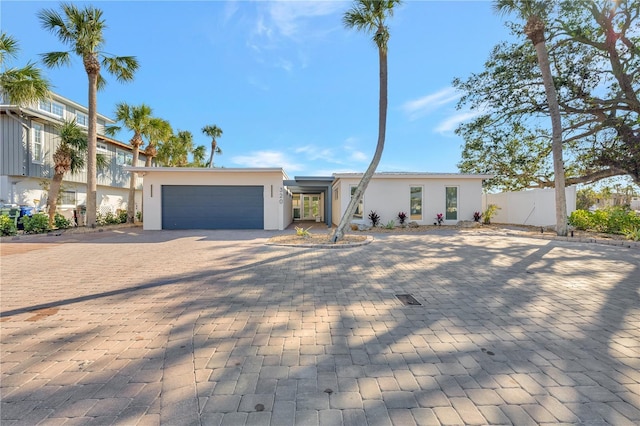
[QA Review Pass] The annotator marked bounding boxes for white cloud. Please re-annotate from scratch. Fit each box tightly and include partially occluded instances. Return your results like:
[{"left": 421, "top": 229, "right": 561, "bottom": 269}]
[
  {"left": 295, "top": 145, "right": 336, "bottom": 161},
  {"left": 268, "top": 1, "right": 346, "bottom": 39},
  {"left": 247, "top": 0, "right": 346, "bottom": 70},
  {"left": 231, "top": 150, "right": 302, "bottom": 171},
  {"left": 402, "top": 87, "right": 461, "bottom": 121},
  {"left": 434, "top": 110, "right": 483, "bottom": 134}
]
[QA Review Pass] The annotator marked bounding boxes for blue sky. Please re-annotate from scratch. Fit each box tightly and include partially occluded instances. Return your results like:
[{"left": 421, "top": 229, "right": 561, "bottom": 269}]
[{"left": 3, "top": 0, "right": 514, "bottom": 177}]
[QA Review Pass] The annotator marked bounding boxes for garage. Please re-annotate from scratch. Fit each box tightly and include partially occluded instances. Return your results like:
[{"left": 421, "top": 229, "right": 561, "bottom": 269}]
[
  {"left": 162, "top": 185, "right": 264, "bottom": 230},
  {"left": 127, "top": 167, "right": 290, "bottom": 231}
]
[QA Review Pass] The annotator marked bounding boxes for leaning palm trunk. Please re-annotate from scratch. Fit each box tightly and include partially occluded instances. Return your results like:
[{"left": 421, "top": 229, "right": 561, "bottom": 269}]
[
  {"left": 332, "top": 46, "right": 388, "bottom": 242},
  {"left": 527, "top": 19, "right": 568, "bottom": 236}
]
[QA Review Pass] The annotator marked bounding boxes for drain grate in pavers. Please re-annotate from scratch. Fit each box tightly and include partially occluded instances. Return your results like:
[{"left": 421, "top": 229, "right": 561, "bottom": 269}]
[{"left": 396, "top": 294, "right": 421, "bottom": 306}]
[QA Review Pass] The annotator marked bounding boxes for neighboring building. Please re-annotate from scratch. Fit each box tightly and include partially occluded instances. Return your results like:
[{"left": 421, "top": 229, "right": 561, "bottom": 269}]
[
  {"left": 128, "top": 168, "right": 490, "bottom": 231},
  {"left": 0, "top": 92, "right": 145, "bottom": 222}
]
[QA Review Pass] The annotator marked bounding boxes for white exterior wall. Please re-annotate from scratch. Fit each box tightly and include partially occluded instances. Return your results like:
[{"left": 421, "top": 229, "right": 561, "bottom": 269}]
[
  {"left": 333, "top": 175, "right": 486, "bottom": 226},
  {"left": 0, "top": 176, "right": 135, "bottom": 214},
  {"left": 485, "top": 186, "right": 577, "bottom": 227},
  {"left": 139, "top": 168, "right": 288, "bottom": 231}
]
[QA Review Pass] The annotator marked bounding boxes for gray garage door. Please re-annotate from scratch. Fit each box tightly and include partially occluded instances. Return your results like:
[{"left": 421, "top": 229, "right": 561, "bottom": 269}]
[{"left": 162, "top": 185, "right": 264, "bottom": 230}]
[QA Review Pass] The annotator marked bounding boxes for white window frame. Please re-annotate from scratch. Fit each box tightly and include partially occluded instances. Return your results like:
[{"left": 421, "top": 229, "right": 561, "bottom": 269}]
[
  {"left": 38, "top": 100, "right": 65, "bottom": 118},
  {"left": 32, "top": 122, "right": 44, "bottom": 164},
  {"left": 445, "top": 186, "right": 458, "bottom": 221},
  {"left": 410, "top": 186, "right": 423, "bottom": 221},
  {"left": 60, "top": 190, "right": 76, "bottom": 206},
  {"left": 116, "top": 149, "right": 133, "bottom": 166},
  {"left": 350, "top": 185, "right": 364, "bottom": 220},
  {"left": 97, "top": 142, "right": 109, "bottom": 153},
  {"left": 76, "top": 112, "right": 88, "bottom": 127}
]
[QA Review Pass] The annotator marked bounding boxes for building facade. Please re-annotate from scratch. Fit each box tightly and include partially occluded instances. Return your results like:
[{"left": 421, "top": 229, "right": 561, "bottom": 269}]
[{"left": 0, "top": 92, "right": 144, "bottom": 222}]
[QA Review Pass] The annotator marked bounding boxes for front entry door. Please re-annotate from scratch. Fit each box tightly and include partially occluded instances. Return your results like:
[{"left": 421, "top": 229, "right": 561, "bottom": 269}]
[{"left": 302, "top": 195, "right": 320, "bottom": 220}]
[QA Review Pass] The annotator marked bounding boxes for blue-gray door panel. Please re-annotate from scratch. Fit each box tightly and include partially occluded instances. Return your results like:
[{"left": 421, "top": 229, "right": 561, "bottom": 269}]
[{"left": 162, "top": 185, "right": 264, "bottom": 229}]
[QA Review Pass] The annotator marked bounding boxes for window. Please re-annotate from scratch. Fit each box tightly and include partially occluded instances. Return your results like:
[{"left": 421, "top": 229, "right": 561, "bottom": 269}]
[
  {"left": 32, "top": 123, "right": 44, "bottom": 163},
  {"left": 410, "top": 186, "right": 423, "bottom": 220},
  {"left": 97, "top": 142, "right": 108, "bottom": 153},
  {"left": 116, "top": 149, "right": 133, "bottom": 166},
  {"left": 350, "top": 185, "right": 364, "bottom": 219},
  {"left": 76, "top": 112, "right": 88, "bottom": 127},
  {"left": 446, "top": 186, "right": 458, "bottom": 220},
  {"left": 60, "top": 191, "right": 76, "bottom": 206},
  {"left": 38, "top": 100, "right": 64, "bottom": 118}
]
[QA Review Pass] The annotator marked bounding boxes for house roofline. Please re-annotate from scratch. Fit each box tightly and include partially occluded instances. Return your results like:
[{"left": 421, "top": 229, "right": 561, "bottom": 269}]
[
  {"left": 125, "top": 166, "right": 288, "bottom": 179},
  {"left": 332, "top": 172, "right": 494, "bottom": 179}
]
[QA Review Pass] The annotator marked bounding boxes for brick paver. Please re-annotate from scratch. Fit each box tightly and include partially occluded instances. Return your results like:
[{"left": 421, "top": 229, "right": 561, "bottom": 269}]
[{"left": 1, "top": 228, "right": 639, "bottom": 424}]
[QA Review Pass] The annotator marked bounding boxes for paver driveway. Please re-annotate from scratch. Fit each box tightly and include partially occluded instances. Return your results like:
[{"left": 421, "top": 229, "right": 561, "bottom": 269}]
[{"left": 1, "top": 228, "right": 639, "bottom": 425}]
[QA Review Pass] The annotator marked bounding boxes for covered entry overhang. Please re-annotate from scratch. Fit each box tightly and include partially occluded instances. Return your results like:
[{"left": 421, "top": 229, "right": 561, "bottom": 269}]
[{"left": 283, "top": 176, "right": 334, "bottom": 227}]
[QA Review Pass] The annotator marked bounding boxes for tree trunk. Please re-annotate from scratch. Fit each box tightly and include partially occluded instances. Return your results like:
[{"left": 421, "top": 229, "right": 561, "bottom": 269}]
[
  {"left": 86, "top": 71, "right": 99, "bottom": 228},
  {"left": 47, "top": 172, "right": 64, "bottom": 227},
  {"left": 127, "top": 144, "right": 139, "bottom": 223},
  {"left": 531, "top": 31, "right": 568, "bottom": 236},
  {"left": 331, "top": 46, "right": 388, "bottom": 243}
]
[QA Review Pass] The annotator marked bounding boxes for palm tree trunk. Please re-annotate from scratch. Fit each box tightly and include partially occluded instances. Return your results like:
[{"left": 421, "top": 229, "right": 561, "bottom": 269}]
[
  {"left": 86, "top": 71, "right": 98, "bottom": 227},
  {"left": 207, "top": 149, "right": 214, "bottom": 168},
  {"left": 534, "top": 40, "right": 568, "bottom": 236},
  {"left": 127, "top": 145, "right": 139, "bottom": 223},
  {"left": 332, "top": 46, "right": 388, "bottom": 242},
  {"left": 47, "top": 172, "right": 64, "bottom": 227}
]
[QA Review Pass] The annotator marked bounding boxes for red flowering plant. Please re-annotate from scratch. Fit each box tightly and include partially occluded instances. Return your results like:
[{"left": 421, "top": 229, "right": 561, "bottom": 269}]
[{"left": 436, "top": 213, "right": 444, "bottom": 225}]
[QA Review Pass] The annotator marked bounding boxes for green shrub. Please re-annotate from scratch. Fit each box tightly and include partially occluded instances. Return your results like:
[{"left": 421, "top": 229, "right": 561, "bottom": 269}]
[
  {"left": 117, "top": 210, "right": 128, "bottom": 223},
  {"left": 21, "top": 213, "right": 49, "bottom": 234},
  {"left": 483, "top": 204, "right": 500, "bottom": 224},
  {"left": 54, "top": 213, "right": 71, "bottom": 229},
  {"left": 385, "top": 220, "right": 395, "bottom": 229},
  {"left": 568, "top": 210, "right": 592, "bottom": 230},
  {"left": 623, "top": 226, "right": 640, "bottom": 242},
  {"left": 295, "top": 225, "right": 311, "bottom": 237},
  {"left": 97, "top": 211, "right": 123, "bottom": 226},
  {"left": 0, "top": 215, "right": 17, "bottom": 236},
  {"left": 569, "top": 207, "right": 640, "bottom": 235}
]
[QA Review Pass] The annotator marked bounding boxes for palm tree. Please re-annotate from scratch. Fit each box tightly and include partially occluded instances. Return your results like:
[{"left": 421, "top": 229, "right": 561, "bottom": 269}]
[
  {"left": 144, "top": 118, "right": 172, "bottom": 167},
  {"left": 39, "top": 3, "right": 138, "bottom": 228},
  {"left": 494, "top": 0, "right": 568, "bottom": 236},
  {"left": 157, "top": 130, "right": 195, "bottom": 167},
  {"left": 105, "top": 103, "right": 154, "bottom": 223},
  {"left": 331, "top": 0, "right": 401, "bottom": 243},
  {"left": 47, "top": 120, "right": 87, "bottom": 227},
  {"left": 0, "top": 32, "right": 50, "bottom": 105},
  {"left": 191, "top": 145, "right": 208, "bottom": 167},
  {"left": 202, "top": 124, "right": 223, "bottom": 168}
]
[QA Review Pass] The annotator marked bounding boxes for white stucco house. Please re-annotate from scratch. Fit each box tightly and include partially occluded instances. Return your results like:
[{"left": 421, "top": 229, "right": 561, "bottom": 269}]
[{"left": 128, "top": 167, "right": 491, "bottom": 231}]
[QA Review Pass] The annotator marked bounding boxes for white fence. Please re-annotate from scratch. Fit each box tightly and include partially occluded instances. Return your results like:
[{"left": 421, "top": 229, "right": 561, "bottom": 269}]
[{"left": 484, "top": 186, "right": 577, "bottom": 227}]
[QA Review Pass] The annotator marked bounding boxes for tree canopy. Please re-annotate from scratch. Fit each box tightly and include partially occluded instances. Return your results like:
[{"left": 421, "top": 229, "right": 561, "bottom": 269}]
[{"left": 454, "top": 0, "right": 639, "bottom": 190}]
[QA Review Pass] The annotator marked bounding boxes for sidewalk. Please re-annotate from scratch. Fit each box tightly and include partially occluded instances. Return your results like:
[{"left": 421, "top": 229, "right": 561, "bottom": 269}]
[{"left": 1, "top": 229, "right": 639, "bottom": 425}]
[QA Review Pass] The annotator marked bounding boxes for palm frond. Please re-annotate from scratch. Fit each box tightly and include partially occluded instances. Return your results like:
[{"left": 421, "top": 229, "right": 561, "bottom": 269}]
[
  {"left": 96, "top": 153, "right": 109, "bottom": 172},
  {"left": 40, "top": 51, "right": 72, "bottom": 69},
  {"left": 102, "top": 55, "right": 139, "bottom": 82},
  {"left": 104, "top": 124, "right": 121, "bottom": 137},
  {"left": 343, "top": 0, "right": 401, "bottom": 50},
  {"left": 0, "top": 63, "right": 51, "bottom": 105},
  {"left": 0, "top": 32, "right": 20, "bottom": 63},
  {"left": 97, "top": 74, "right": 107, "bottom": 91}
]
